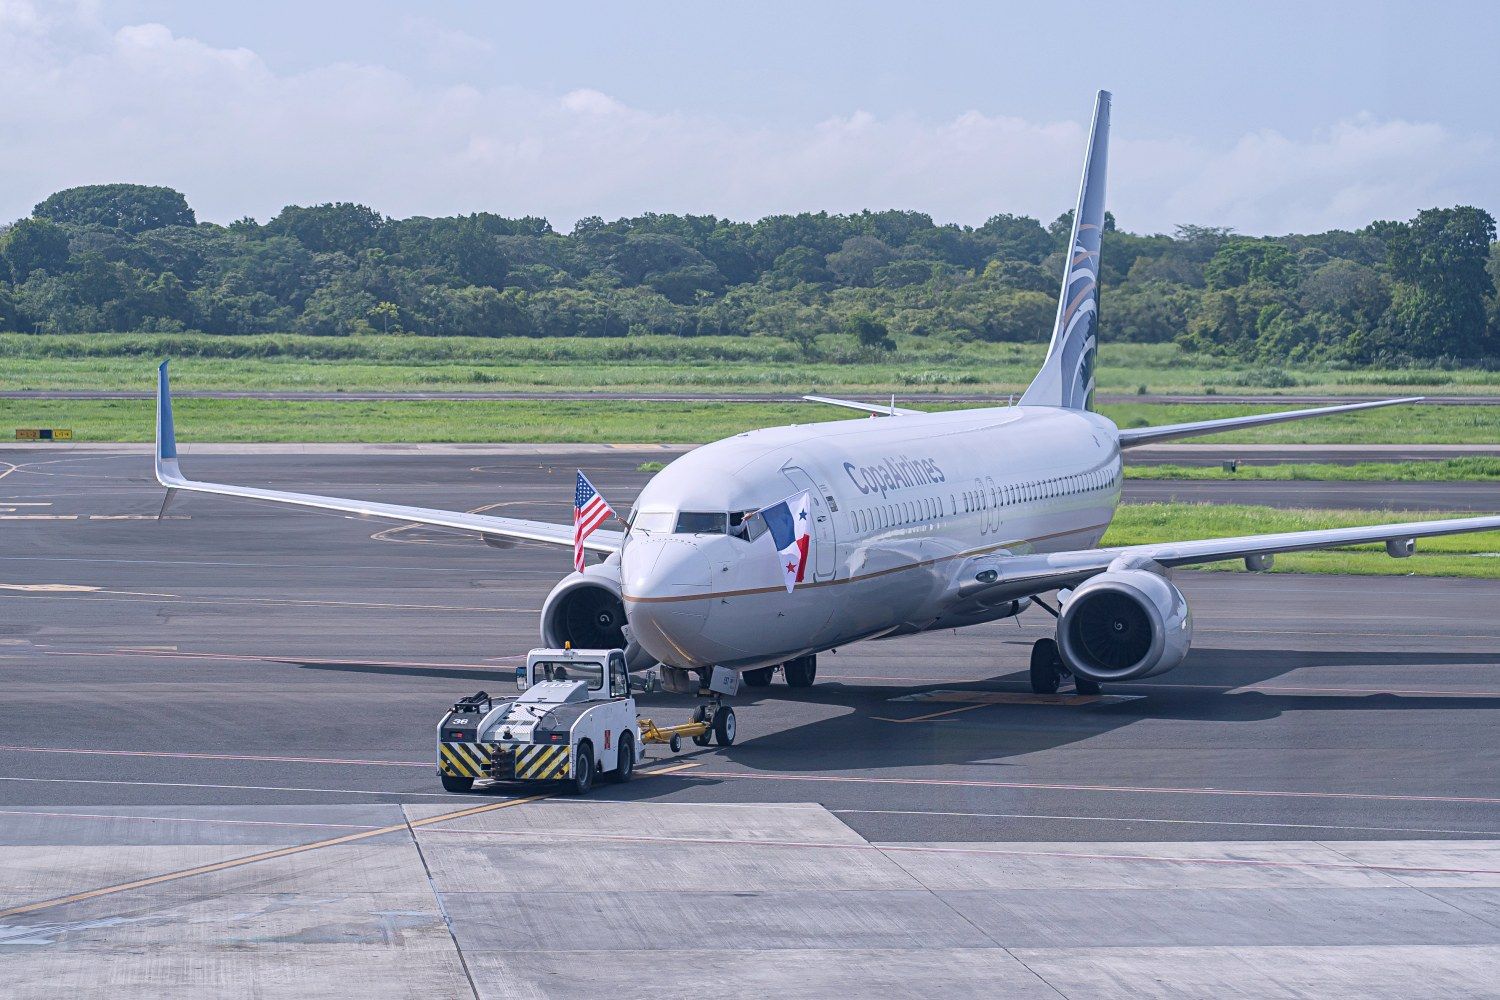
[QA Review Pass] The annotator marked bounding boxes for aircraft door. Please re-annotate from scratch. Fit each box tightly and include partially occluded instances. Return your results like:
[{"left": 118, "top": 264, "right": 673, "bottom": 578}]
[{"left": 781, "top": 465, "right": 837, "bottom": 581}]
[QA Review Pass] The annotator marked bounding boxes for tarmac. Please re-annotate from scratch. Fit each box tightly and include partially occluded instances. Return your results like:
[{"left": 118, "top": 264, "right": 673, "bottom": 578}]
[{"left": 3, "top": 444, "right": 1500, "bottom": 997}]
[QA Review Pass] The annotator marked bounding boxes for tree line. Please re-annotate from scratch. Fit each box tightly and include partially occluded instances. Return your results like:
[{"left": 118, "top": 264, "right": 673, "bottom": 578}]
[{"left": 0, "top": 182, "right": 1496, "bottom": 365}]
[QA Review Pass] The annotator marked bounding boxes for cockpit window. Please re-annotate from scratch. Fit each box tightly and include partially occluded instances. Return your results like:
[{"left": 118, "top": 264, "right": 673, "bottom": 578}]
[
  {"left": 632, "top": 510, "right": 675, "bottom": 534},
  {"left": 675, "top": 511, "right": 727, "bottom": 534},
  {"left": 730, "top": 510, "right": 767, "bottom": 542}
]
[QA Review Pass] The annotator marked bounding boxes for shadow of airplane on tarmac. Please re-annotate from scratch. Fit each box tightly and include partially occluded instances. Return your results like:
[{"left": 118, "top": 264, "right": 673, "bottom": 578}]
[{"left": 276, "top": 643, "right": 1500, "bottom": 794}]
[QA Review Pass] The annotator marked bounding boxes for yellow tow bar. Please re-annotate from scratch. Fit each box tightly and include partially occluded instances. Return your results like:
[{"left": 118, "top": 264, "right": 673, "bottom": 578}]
[{"left": 637, "top": 713, "right": 710, "bottom": 754}]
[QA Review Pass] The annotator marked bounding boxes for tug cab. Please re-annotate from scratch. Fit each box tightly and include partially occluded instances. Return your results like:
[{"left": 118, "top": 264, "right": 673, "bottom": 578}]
[{"left": 436, "top": 646, "right": 641, "bottom": 795}]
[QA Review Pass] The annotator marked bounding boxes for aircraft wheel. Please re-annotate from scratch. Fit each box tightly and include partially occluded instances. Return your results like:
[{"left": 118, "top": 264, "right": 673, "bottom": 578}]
[
  {"left": 1074, "top": 675, "right": 1102, "bottom": 696},
  {"left": 440, "top": 774, "right": 474, "bottom": 794},
  {"left": 783, "top": 655, "right": 817, "bottom": 688},
  {"left": 1029, "top": 639, "right": 1062, "bottom": 695},
  {"left": 570, "top": 741, "right": 595, "bottom": 795},
  {"left": 691, "top": 704, "right": 712, "bottom": 746},
  {"left": 712, "top": 706, "right": 736, "bottom": 746},
  {"left": 612, "top": 732, "right": 635, "bottom": 782},
  {"left": 742, "top": 666, "right": 774, "bottom": 687}
]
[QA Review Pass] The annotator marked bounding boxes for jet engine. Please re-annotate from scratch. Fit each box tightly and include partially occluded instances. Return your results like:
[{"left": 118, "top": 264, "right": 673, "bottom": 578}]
[
  {"left": 1056, "top": 562, "right": 1192, "bottom": 682},
  {"left": 540, "top": 558, "right": 628, "bottom": 651},
  {"left": 539, "top": 555, "right": 655, "bottom": 668}
]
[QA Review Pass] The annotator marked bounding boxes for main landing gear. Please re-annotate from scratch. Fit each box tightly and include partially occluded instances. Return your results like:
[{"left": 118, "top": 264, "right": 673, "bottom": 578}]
[
  {"left": 742, "top": 653, "right": 816, "bottom": 689},
  {"left": 1029, "top": 638, "right": 1100, "bottom": 696}
]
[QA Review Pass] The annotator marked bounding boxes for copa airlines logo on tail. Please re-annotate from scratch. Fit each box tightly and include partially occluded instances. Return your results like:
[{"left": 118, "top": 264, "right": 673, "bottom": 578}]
[{"left": 757, "top": 491, "right": 812, "bottom": 593}]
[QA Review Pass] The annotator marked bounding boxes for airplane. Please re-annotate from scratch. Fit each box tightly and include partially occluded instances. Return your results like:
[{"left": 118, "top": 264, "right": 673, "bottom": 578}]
[{"left": 152, "top": 90, "right": 1500, "bottom": 699}]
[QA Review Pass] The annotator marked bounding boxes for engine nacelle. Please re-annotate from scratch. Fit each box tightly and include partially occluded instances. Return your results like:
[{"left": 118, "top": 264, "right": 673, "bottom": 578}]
[
  {"left": 1057, "top": 566, "right": 1192, "bottom": 682},
  {"left": 540, "top": 558, "right": 629, "bottom": 651},
  {"left": 539, "top": 556, "right": 657, "bottom": 669}
]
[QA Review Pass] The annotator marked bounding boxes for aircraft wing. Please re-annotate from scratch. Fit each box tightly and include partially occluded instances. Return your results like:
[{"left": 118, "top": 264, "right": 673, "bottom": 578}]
[
  {"left": 802, "top": 395, "right": 923, "bottom": 417},
  {"left": 1116, "top": 396, "right": 1422, "bottom": 447},
  {"left": 152, "top": 362, "right": 623, "bottom": 553},
  {"left": 964, "top": 512, "right": 1500, "bottom": 598}
]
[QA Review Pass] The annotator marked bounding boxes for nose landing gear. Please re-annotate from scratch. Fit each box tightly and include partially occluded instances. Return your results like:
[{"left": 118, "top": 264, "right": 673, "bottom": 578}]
[{"left": 1029, "top": 638, "right": 1101, "bottom": 696}]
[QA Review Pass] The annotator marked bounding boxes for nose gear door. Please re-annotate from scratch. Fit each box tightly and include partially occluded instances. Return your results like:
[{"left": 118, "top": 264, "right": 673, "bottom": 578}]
[{"left": 781, "top": 465, "right": 837, "bottom": 582}]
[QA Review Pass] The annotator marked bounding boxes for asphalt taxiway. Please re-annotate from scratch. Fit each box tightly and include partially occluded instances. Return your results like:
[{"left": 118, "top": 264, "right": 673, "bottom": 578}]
[{"left": 3, "top": 445, "right": 1500, "bottom": 997}]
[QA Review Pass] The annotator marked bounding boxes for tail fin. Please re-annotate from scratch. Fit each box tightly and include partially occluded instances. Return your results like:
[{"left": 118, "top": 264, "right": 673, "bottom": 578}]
[{"left": 1020, "top": 89, "right": 1111, "bottom": 411}]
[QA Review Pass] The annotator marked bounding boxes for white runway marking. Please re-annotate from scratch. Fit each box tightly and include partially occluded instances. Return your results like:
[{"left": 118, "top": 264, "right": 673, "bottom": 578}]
[
  {"left": 0, "top": 775, "right": 456, "bottom": 798},
  {"left": 88, "top": 514, "right": 190, "bottom": 520},
  {"left": 691, "top": 769, "right": 1500, "bottom": 806},
  {"left": 413, "top": 825, "right": 1500, "bottom": 877},
  {"left": 0, "top": 744, "right": 429, "bottom": 767},
  {"left": 0, "top": 808, "right": 386, "bottom": 831},
  {"left": 832, "top": 808, "right": 1500, "bottom": 837}
]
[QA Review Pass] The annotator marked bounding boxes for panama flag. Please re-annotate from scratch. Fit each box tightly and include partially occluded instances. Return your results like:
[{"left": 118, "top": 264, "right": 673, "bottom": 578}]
[{"left": 758, "top": 490, "right": 812, "bottom": 593}]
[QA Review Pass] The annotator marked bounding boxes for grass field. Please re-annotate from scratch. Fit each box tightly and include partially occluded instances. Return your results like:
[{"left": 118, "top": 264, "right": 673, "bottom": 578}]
[
  {"left": 4, "top": 333, "right": 1500, "bottom": 397},
  {"left": 4, "top": 395, "right": 1497, "bottom": 444},
  {"left": 1104, "top": 503, "right": 1500, "bottom": 578}
]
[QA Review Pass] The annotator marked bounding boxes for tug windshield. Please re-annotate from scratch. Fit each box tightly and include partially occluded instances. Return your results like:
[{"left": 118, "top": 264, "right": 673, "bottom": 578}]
[{"left": 531, "top": 660, "right": 604, "bottom": 690}]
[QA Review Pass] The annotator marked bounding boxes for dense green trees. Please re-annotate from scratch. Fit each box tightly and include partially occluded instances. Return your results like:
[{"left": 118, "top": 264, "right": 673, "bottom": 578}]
[
  {"left": 33, "top": 184, "right": 195, "bottom": 234},
  {"left": 1, "top": 183, "right": 1496, "bottom": 364}
]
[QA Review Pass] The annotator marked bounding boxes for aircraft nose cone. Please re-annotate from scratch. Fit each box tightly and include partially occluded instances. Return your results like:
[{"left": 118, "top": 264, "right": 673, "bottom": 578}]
[{"left": 622, "top": 537, "right": 714, "bottom": 666}]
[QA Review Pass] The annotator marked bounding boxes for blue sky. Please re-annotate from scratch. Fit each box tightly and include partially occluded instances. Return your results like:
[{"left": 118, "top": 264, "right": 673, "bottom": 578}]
[{"left": 3, "top": 1, "right": 1496, "bottom": 234}]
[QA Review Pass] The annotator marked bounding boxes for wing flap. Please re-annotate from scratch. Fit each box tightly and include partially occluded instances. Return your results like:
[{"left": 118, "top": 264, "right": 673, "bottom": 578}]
[{"left": 153, "top": 362, "right": 621, "bottom": 553}]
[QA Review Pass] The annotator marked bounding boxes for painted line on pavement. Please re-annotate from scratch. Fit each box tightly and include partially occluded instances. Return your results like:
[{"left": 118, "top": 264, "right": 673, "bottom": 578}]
[
  {"left": 0, "top": 775, "right": 458, "bottom": 798},
  {"left": 0, "top": 744, "right": 430, "bottom": 768},
  {"left": 689, "top": 770, "right": 1500, "bottom": 806},
  {"left": 832, "top": 808, "right": 1500, "bottom": 838},
  {"left": 0, "top": 760, "right": 698, "bottom": 919},
  {"left": 7, "top": 593, "right": 532, "bottom": 613},
  {"left": 0, "top": 808, "right": 387, "bottom": 832},
  {"left": 413, "top": 825, "right": 1500, "bottom": 877},
  {"left": 872, "top": 703, "right": 993, "bottom": 724}
]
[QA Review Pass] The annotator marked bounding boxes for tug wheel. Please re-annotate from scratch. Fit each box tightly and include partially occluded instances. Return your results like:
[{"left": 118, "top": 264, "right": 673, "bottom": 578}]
[
  {"left": 613, "top": 732, "right": 635, "bottom": 782},
  {"left": 1029, "top": 638, "right": 1063, "bottom": 695},
  {"left": 712, "top": 706, "right": 736, "bottom": 747},
  {"left": 570, "top": 741, "right": 595, "bottom": 795},
  {"left": 669, "top": 734, "right": 681, "bottom": 754},
  {"left": 440, "top": 774, "right": 474, "bottom": 794}
]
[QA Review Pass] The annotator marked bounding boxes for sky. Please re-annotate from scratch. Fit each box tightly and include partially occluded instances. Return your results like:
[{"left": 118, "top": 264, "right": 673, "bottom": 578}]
[{"left": 1, "top": 1, "right": 1496, "bottom": 236}]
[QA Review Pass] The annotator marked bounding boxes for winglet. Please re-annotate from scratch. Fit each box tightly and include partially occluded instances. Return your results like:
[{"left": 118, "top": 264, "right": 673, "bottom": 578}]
[{"left": 155, "top": 360, "right": 184, "bottom": 485}]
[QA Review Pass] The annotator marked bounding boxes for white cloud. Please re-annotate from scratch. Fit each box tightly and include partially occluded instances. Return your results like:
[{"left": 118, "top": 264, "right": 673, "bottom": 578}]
[{"left": 0, "top": 5, "right": 1492, "bottom": 235}]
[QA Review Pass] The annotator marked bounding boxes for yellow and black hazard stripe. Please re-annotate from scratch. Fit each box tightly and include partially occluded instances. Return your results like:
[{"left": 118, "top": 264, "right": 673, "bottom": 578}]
[
  {"left": 515, "top": 743, "right": 570, "bottom": 781},
  {"left": 439, "top": 741, "right": 491, "bottom": 778}
]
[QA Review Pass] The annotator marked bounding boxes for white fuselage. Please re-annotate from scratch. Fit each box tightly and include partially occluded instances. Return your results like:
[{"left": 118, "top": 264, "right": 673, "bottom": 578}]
[{"left": 620, "top": 406, "right": 1124, "bottom": 670}]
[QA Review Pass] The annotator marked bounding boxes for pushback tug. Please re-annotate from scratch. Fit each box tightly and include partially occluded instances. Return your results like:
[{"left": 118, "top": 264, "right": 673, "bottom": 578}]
[{"left": 436, "top": 646, "right": 739, "bottom": 794}]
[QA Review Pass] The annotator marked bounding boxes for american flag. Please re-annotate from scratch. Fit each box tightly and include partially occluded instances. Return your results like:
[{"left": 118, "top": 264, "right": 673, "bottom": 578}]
[{"left": 572, "top": 471, "right": 614, "bottom": 571}]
